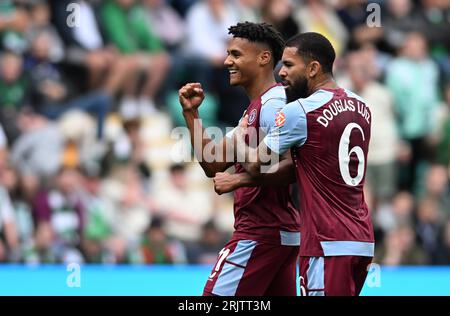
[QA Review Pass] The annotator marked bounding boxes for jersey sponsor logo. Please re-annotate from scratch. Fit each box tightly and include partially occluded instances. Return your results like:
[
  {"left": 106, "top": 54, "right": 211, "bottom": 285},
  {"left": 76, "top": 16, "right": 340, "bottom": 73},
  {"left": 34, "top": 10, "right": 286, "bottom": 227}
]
[
  {"left": 275, "top": 111, "right": 286, "bottom": 127},
  {"left": 248, "top": 109, "right": 257, "bottom": 125}
]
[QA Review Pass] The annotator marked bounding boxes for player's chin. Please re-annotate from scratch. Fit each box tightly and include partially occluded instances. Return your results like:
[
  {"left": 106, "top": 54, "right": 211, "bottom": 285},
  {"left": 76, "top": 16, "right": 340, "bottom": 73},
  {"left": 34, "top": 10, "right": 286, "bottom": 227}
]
[{"left": 229, "top": 77, "right": 240, "bottom": 86}]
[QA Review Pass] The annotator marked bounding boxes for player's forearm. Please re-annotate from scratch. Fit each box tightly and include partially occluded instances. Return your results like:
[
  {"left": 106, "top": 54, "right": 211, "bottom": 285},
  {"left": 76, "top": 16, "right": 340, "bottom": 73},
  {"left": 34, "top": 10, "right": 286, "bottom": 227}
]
[
  {"left": 182, "top": 110, "right": 230, "bottom": 177},
  {"left": 231, "top": 172, "right": 283, "bottom": 188},
  {"left": 235, "top": 141, "right": 263, "bottom": 178},
  {"left": 258, "top": 158, "right": 296, "bottom": 185},
  {"left": 234, "top": 158, "right": 296, "bottom": 188}
]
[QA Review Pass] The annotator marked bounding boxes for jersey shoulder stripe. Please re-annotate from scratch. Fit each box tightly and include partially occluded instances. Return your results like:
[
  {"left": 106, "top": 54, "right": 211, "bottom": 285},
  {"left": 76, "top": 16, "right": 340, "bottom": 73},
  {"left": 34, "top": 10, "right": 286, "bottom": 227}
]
[
  {"left": 261, "top": 85, "right": 286, "bottom": 105},
  {"left": 298, "top": 89, "right": 334, "bottom": 114},
  {"left": 343, "top": 89, "right": 367, "bottom": 107}
]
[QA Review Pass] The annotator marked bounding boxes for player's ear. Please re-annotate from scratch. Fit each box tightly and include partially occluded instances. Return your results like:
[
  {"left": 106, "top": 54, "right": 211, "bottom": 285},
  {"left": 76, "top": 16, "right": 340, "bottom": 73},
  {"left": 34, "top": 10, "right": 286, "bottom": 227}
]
[
  {"left": 308, "top": 61, "right": 321, "bottom": 78},
  {"left": 259, "top": 50, "right": 272, "bottom": 67}
]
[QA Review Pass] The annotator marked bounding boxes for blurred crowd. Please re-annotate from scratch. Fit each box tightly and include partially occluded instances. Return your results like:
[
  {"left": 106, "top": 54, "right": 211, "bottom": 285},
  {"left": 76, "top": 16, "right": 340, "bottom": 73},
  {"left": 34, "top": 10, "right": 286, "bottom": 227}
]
[{"left": 0, "top": 0, "right": 449, "bottom": 266}]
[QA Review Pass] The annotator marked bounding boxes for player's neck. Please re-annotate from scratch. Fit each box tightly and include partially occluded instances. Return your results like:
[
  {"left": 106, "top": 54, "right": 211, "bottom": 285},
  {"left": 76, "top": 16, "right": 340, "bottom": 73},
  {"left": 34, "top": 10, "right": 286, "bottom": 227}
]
[
  {"left": 309, "top": 75, "right": 338, "bottom": 94},
  {"left": 245, "top": 75, "right": 277, "bottom": 101}
]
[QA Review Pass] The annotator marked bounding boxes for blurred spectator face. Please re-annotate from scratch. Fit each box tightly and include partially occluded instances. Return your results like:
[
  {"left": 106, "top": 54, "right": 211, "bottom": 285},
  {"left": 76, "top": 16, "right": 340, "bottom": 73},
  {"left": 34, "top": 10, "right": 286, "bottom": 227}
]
[
  {"left": 422, "top": 0, "right": 450, "bottom": 9},
  {"left": 396, "top": 225, "right": 415, "bottom": 252},
  {"left": 385, "top": 228, "right": 402, "bottom": 251},
  {"left": 358, "top": 44, "right": 381, "bottom": 80},
  {"left": 143, "top": 0, "right": 162, "bottom": 7},
  {"left": 264, "top": 0, "right": 292, "bottom": 21},
  {"left": 123, "top": 120, "right": 141, "bottom": 144},
  {"left": 16, "top": 111, "right": 47, "bottom": 132},
  {"left": 116, "top": 0, "right": 135, "bottom": 9},
  {"left": 170, "top": 165, "right": 187, "bottom": 190},
  {"left": 425, "top": 165, "right": 448, "bottom": 197},
  {"left": 0, "top": 53, "right": 23, "bottom": 83},
  {"left": 417, "top": 198, "right": 440, "bottom": 224},
  {"left": 392, "top": 191, "right": 414, "bottom": 218},
  {"left": 84, "top": 175, "right": 101, "bottom": 195},
  {"left": 346, "top": 0, "right": 365, "bottom": 5},
  {"left": 208, "top": 0, "right": 225, "bottom": 7},
  {"left": 207, "top": 0, "right": 225, "bottom": 18},
  {"left": 240, "top": 0, "right": 263, "bottom": 8},
  {"left": 56, "top": 168, "right": 81, "bottom": 195},
  {"left": 0, "top": 166, "right": 18, "bottom": 192},
  {"left": 224, "top": 37, "right": 265, "bottom": 87},
  {"left": 388, "top": 0, "right": 412, "bottom": 18},
  {"left": 31, "top": 32, "right": 52, "bottom": 60},
  {"left": 202, "top": 225, "right": 221, "bottom": 246},
  {"left": 401, "top": 32, "right": 428, "bottom": 61},
  {"left": 171, "top": 170, "right": 186, "bottom": 190},
  {"left": 31, "top": 2, "right": 50, "bottom": 26},
  {"left": 347, "top": 52, "right": 371, "bottom": 91},
  {"left": 147, "top": 226, "right": 166, "bottom": 244},
  {"left": 21, "top": 174, "right": 39, "bottom": 201},
  {"left": 120, "top": 167, "right": 145, "bottom": 207}
]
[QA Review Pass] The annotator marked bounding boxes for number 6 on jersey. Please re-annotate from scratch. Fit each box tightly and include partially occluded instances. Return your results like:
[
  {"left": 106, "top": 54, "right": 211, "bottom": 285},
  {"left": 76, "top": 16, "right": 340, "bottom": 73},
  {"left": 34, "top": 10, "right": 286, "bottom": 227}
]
[{"left": 338, "top": 123, "right": 366, "bottom": 187}]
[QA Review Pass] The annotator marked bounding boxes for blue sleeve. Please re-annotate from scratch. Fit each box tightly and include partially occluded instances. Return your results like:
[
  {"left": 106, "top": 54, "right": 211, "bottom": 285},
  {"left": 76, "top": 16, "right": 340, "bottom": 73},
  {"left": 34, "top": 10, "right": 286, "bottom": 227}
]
[
  {"left": 259, "top": 98, "right": 286, "bottom": 135},
  {"left": 263, "top": 100, "right": 307, "bottom": 155}
]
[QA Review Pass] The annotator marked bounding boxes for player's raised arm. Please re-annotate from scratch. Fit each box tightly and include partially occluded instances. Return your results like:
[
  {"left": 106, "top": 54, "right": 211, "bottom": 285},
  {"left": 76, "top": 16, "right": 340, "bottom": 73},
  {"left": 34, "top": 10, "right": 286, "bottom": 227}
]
[
  {"left": 179, "top": 83, "right": 234, "bottom": 177},
  {"left": 213, "top": 152, "right": 296, "bottom": 195}
]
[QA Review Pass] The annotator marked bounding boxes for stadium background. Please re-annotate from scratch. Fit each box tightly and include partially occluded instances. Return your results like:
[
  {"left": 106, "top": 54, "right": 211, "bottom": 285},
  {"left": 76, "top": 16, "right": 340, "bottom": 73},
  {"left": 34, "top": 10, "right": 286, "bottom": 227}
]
[{"left": 0, "top": 0, "right": 449, "bottom": 295}]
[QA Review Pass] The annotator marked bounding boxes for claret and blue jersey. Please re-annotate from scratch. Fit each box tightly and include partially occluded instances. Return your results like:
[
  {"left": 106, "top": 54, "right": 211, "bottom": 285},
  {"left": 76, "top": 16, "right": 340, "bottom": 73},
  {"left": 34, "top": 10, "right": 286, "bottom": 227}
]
[
  {"left": 229, "top": 84, "right": 301, "bottom": 245},
  {"left": 264, "top": 87, "right": 375, "bottom": 258},
  {"left": 204, "top": 84, "right": 301, "bottom": 296}
]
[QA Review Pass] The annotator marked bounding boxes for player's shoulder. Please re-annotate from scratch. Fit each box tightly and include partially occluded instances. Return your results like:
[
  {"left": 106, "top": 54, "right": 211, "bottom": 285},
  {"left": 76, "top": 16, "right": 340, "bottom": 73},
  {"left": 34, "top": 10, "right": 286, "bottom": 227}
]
[
  {"left": 261, "top": 85, "right": 286, "bottom": 107},
  {"left": 343, "top": 88, "right": 366, "bottom": 103},
  {"left": 297, "top": 89, "right": 335, "bottom": 114},
  {"left": 259, "top": 86, "right": 286, "bottom": 126}
]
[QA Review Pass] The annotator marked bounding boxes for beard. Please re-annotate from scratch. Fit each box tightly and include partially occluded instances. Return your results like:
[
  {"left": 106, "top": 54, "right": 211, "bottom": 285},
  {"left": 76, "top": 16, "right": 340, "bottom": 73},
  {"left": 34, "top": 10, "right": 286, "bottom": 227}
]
[{"left": 285, "top": 75, "right": 309, "bottom": 103}]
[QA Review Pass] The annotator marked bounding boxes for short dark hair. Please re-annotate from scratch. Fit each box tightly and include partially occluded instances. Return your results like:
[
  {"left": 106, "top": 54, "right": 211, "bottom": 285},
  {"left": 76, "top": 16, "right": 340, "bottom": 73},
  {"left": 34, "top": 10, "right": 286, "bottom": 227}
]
[
  {"left": 170, "top": 163, "right": 185, "bottom": 174},
  {"left": 285, "top": 32, "right": 336, "bottom": 74},
  {"left": 228, "top": 21, "right": 285, "bottom": 68}
]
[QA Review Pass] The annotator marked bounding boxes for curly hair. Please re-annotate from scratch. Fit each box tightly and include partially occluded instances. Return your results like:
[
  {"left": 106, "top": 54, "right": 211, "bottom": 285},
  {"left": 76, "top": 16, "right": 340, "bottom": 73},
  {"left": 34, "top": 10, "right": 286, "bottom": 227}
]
[{"left": 228, "top": 21, "right": 285, "bottom": 68}]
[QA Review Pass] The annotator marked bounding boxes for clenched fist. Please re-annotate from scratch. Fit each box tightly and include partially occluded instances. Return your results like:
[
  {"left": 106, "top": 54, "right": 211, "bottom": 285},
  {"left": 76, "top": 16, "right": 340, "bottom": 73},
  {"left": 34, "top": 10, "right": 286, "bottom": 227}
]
[
  {"left": 213, "top": 172, "right": 239, "bottom": 195},
  {"left": 179, "top": 82, "right": 205, "bottom": 112}
]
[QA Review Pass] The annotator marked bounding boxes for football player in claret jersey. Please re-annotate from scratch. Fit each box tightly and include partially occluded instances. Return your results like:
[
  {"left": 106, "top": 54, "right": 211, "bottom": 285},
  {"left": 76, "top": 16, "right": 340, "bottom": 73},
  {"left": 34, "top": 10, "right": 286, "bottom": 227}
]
[
  {"left": 178, "top": 22, "right": 300, "bottom": 296},
  {"left": 233, "top": 32, "right": 375, "bottom": 296}
]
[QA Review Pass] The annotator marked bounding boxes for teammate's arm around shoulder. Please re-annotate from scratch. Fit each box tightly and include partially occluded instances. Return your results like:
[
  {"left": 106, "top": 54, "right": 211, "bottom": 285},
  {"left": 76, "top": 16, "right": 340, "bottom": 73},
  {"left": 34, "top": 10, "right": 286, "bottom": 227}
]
[
  {"left": 234, "top": 100, "right": 307, "bottom": 177},
  {"left": 179, "top": 83, "right": 234, "bottom": 177},
  {"left": 212, "top": 152, "right": 296, "bottom": 195}
]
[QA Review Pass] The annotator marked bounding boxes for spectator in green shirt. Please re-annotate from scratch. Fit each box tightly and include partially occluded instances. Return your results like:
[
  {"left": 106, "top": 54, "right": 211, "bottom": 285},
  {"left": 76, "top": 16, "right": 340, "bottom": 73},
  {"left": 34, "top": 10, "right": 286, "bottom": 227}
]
[
  {"left": 100, "top": 0, "right": 171, "bottom": 115},
  {"left": 0, "top": 0, "right": 29, "bottom": 54},
  {"left": 385, "top": 32, "right": 440, "bottom": 192},
  {"left": 0, "top": 52, "right": 28, "bottom": 144}
]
